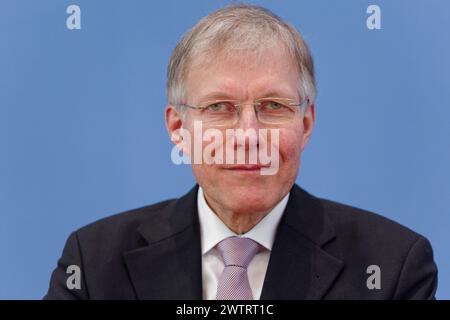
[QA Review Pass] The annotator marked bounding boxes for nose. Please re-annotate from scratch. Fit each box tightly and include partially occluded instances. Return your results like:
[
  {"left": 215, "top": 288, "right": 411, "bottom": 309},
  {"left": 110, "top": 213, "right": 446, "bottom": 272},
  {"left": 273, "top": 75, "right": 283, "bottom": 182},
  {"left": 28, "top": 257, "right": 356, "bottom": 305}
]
[
  {"left": 236, "top": 103, "right": 259, "bottom": 131},
  {"left": 233, "top": 103, "right": 260, "bottom": 152}
]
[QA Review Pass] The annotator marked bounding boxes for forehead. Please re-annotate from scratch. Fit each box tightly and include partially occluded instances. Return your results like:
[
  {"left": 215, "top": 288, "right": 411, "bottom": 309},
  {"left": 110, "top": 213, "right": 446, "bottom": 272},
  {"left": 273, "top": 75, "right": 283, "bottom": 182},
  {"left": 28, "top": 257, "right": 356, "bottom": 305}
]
[{"left": 185, "top": 48, "right": 300, "bottom": 102}]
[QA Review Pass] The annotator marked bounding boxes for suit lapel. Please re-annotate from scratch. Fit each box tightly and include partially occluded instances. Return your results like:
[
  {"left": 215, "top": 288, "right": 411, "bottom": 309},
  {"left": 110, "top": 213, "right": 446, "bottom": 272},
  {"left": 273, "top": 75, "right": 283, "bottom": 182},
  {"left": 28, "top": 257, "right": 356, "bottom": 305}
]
[
  {"left": 260, "top": 185, "right": 344, "bottom": 300},
  {"left": 123, "top": 186, "right": 203, "bottom": 299}
]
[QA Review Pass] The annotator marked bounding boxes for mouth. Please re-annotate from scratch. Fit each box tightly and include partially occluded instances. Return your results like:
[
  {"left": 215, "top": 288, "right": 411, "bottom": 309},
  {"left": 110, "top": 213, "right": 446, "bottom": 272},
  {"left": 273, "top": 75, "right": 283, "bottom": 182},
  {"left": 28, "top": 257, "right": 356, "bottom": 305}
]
[{"left": 222, "top": 164, "right": 270, "bottom": 172}]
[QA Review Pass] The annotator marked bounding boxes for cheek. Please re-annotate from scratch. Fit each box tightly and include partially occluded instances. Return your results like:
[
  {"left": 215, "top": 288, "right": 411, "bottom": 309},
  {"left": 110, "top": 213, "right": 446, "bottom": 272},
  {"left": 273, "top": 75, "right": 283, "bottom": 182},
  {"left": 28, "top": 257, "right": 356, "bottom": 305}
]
[
  {"left": 191, "top": 163, "right": 207, "bottom": 180},
  {"left": 278, "top": 126, "right": 303, "bottom": 164}
]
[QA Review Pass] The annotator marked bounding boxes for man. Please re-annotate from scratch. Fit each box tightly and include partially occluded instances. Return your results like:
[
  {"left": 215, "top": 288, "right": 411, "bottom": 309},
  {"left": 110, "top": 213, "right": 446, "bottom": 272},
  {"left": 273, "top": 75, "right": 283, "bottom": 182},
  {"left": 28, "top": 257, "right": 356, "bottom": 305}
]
[{"left": 45, "top": 4, "right": 437, "bottom": 300}]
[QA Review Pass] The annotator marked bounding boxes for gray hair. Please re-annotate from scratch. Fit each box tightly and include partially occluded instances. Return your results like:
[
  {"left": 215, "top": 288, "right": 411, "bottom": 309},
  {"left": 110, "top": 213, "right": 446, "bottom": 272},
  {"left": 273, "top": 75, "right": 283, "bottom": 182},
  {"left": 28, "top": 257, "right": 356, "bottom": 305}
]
[{"left": 167, "top": 4, "right": 316, "bottom": 110}]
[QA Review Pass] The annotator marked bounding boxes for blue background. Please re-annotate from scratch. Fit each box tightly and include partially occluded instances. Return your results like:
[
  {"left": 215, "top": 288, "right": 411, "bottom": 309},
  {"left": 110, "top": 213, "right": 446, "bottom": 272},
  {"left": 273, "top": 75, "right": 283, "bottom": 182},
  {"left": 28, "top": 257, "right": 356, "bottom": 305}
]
[{"left": 1, "top": 0, "right": 449, "bottom": 299}]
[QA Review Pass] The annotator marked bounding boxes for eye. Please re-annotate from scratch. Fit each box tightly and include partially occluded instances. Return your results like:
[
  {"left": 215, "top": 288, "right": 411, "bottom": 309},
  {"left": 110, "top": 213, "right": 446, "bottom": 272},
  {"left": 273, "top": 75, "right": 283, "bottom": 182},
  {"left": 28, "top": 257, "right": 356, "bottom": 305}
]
[
  {"left": 260, "top": 100, "right": 286, "bottom": 111},
  {"left": 205, "top": 102, "right": 234, "bottom": 112},
  {"left": 266, "top": 101, "right": 283, "bottom": 110}
]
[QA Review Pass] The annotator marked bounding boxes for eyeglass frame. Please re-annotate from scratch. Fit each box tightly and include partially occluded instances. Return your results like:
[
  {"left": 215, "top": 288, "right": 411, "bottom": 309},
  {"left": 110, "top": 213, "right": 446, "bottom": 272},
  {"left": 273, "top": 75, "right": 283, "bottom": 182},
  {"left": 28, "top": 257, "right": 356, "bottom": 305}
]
[{"left": 176, "top": 96, "right": 310, "bottom": 126}]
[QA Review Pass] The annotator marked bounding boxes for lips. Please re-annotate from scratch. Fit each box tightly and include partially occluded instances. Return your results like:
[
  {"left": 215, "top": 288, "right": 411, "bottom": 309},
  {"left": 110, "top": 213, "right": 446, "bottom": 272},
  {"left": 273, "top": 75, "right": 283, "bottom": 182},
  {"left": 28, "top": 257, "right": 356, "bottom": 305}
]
[{"left": 222, "top": 164, "right": 270, "bottom": 171}]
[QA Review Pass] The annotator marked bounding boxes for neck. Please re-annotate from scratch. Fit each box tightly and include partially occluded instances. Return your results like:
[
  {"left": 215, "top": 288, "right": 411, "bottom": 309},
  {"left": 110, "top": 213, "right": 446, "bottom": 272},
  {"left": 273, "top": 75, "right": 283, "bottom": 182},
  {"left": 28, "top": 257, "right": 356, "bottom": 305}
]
[{"left": 203, "top": 192, "right": 272, "bottom": 234}]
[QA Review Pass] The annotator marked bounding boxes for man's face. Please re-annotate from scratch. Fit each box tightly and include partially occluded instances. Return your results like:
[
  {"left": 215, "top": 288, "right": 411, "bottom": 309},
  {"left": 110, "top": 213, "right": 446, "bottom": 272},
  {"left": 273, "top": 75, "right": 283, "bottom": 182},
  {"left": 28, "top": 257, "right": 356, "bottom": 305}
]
[{"left": 166, "top": 48, "right": 314, "bottom": 216}]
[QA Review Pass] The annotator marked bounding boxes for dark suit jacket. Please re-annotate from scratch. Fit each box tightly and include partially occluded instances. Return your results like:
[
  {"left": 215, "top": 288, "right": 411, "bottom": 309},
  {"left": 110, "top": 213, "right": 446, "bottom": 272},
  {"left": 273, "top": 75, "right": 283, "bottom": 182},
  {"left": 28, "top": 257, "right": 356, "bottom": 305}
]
[{"left": 44, "top": 184, "right": 437, "bottom": 299}]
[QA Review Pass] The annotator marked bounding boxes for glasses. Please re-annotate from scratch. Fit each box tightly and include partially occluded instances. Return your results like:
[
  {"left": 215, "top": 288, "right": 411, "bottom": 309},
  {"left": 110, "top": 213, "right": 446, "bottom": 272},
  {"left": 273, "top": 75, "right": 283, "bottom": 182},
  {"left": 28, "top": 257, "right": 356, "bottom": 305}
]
[{"left": 178, "top": 97, "right": 310, "bottom": 127}]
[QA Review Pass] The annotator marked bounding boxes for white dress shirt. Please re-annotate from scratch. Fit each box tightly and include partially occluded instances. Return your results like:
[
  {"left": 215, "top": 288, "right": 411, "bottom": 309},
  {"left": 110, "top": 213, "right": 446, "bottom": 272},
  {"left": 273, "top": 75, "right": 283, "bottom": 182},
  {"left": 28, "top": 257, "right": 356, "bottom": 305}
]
[{"left": 197, "top": 187, "right": 289, "bottom": 300}]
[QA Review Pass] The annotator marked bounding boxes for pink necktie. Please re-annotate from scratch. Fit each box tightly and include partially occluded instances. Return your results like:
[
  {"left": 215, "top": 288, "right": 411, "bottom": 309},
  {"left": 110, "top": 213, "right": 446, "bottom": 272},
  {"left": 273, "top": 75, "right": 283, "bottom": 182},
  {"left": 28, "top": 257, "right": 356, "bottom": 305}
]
[{"left": 215, "top": 236, "right": 261, "bottom": 300}]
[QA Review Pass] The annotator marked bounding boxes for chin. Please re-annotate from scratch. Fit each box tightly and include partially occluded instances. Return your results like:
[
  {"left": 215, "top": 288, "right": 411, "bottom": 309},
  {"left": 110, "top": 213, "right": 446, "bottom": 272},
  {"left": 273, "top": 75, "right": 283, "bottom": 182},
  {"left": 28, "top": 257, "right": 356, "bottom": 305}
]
[{"left": 226, "top": 190, "right": 280, "bottom": 214}]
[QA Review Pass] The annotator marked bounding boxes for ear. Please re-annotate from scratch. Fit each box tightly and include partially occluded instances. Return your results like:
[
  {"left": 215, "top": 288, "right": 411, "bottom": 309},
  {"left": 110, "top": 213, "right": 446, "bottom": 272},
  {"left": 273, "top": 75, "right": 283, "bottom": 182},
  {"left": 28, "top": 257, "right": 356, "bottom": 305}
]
[
  {"left": 165, "top": 104, "right": 183, "bottom": 143},
  {"left": 300, "top": 103, "right": 315, "bottom": 151},
  {"left": 165, "top": 105, "right": 190, "bottom": 156}
]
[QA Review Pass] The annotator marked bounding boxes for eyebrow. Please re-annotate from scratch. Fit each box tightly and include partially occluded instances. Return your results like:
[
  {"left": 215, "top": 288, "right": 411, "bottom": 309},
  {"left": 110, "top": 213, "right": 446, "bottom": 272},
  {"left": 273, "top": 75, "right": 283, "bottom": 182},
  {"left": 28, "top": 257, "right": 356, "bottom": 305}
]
[
  {"left": 259, "top": 90, "right": 298, "bottom": 100},
  {"left": 196, "top": 92, "right": 239, "bottom": 103},
  {"left": 196, "top": 89, "right": 298, "bottom": 103}
]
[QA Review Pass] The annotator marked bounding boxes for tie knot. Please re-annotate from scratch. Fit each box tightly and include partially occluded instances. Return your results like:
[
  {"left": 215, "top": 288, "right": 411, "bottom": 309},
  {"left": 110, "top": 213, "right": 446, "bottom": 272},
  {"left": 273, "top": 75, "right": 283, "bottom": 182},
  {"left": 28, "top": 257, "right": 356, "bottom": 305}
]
[{"left": 216, "top": 236, "right": 261, "bottom": 269}]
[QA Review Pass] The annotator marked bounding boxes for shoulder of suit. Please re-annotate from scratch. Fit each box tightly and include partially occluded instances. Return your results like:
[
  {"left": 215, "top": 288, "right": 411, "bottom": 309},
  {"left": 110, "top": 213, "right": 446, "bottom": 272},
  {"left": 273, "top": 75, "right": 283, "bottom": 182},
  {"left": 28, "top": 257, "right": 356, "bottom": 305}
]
[
  {"left": 316, "top": 197, "right": 423, "bottom": 244},
  {"left": 74, "top": 198, "right": 175, "bottom": 246}
]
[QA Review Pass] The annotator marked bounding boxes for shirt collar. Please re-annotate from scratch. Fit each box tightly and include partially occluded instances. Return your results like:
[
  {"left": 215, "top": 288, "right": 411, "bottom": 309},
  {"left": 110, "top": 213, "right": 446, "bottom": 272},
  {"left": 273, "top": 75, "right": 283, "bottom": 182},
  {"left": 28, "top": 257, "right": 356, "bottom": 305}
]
[{"left": 197, "top": 186, "right": 289, "bottom": 255}]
